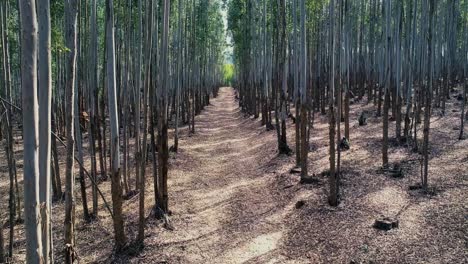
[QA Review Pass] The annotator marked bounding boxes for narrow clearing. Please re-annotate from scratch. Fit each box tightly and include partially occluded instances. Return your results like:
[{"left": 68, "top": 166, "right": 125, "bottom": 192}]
[{"left": 143, "top": 87, "right": 291, "bottom": 263}]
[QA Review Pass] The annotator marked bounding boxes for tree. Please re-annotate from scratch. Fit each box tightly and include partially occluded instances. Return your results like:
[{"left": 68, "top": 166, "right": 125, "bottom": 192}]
[
  {"left": 89, "top": 0, "right": 99, "bottom": 218},
  {"left": 19, "top": 0, "right": 44, "bottom": 262},
  {"left": 64, "top": 0, "right": 79, "bottom": 261},
  {"left": 138, "top": 0, "right": 154, "bottom": 243},
  {"left": 38, "top": 0, "right": 53, "bottom": 261},
  {"left": 422, "top": 0, "right": 435, "bottom": 190},
  {"left": 157, "top": 0, "right": 171, "bottom": 214},
  {"left": 299, "top": 0, "right": 309, "bottom": 182},
  {"left": 106, "top": 0, "right": 127, "bottom": 251},
  {"left": 328, "top": 0, "right": 338, "bottom": 206},
  {"left": 382, "top": 0, "right": 391, "bottom": 168},
  {"left": 174, "top": 0, "right": 183, "bottom": 153}
]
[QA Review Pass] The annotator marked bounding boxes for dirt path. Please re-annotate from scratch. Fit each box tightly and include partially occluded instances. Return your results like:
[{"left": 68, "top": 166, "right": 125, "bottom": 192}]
[{"left": 141, "top": 87, "right": 292, "bottom": 263}]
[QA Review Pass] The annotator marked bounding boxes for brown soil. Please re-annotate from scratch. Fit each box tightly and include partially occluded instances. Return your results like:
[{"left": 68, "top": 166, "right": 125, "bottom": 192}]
[{"left": 1, "top": 87, "right": 467, "bottom": 263}]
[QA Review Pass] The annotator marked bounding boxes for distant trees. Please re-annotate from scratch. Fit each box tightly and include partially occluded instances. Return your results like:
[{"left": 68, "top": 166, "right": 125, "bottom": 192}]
[{"left": 228, "top": 0, "right": 468, "bottom": 205}]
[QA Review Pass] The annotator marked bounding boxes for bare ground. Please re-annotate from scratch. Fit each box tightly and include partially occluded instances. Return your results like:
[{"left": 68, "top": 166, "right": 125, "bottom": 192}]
[{"left": 1, "top": 87, "right": 467, "bottom": 263}]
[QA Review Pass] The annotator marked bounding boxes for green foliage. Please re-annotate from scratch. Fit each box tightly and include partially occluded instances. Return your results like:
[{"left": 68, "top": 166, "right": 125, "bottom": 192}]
[{"left": 223, "top": 63, "right": 235, "bottom": 85}]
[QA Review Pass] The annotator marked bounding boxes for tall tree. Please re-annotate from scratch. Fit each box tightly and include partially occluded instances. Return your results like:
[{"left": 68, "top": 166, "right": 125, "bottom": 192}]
[
  {"left": 19, "top": 0, "right": 44, "bottom": 262},
  {"left": 157, "top": 0, "right": 171, "bottom": 214},
  {"left": 89, "top": 0, "right": 99, "bottom": 218},
  {"left": 106, "top": 0, "right": 127, "bottom": 251},
  {"left": 422, "top": 0, "right": 435, "bottom": 190},
  {"left": 38, "top": 0, "right": 53, "bottom": 261},
  {"left": 299, "top": 0, "right": 308, "bottom": 182},
  {"left": 64, "top": 0, "right": 79, "bottom": 262},
  {"left": 328, "top": 0, "right": 338, "bottom": 206}
]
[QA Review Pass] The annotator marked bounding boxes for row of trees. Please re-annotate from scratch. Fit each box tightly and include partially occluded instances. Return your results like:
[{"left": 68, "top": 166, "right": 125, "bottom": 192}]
[
  {"left": 228, "top": 0, "right": 468, "bottom": 205},
  {"left": 1, "top": 0, "right": 226, "bottom": 262}
]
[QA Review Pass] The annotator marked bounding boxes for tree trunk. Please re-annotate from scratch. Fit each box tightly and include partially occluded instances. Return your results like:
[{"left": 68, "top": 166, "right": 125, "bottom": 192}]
[
  {"left": 38, "top": 0, "right": 53, "bottom": 260},
  {"left": 423, "top": 0, "right": 435, "bottom": 190},
  {"left": 157, "top": 0, "right": 171, "bottom": 214},
  {"left": 19, "top": 0, "right": 44, "bottom": 261},
  {"left": 328, "top": 0, "right": 338, "bottom": 207},
  {"left": 106, "top": 0, "right": 127, "bottom": 251},
  {"left": 64, "top": 0, "right": 79, "bottom": 261},
  {"left": 90, "top": 0, "right": 99, "bottom": 218}
]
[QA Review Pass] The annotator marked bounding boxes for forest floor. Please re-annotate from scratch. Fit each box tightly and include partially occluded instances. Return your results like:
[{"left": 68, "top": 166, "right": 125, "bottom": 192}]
[{"left": 1, "top": 87, "right": 467, "bottom": 263}]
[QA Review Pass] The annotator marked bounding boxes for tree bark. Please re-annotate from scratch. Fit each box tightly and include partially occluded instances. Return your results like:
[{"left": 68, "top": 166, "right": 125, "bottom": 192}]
[
  {"left": 64, "top": 0, "right": 79, "bottom": 262},
  {"left": 19, "top": 0, "right": 44, "bottom": 261},
  {"left": 106, "top": 0, "right": 127, "bottom": 251},
  {"left": 38, "top": 0, "right": 53, "bottom": 260}
]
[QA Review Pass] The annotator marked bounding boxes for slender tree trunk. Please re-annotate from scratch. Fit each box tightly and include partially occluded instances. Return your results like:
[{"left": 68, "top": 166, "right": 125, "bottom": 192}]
[
  {"left": 52, "top": 112, "right": 63, "bottom": 201},
  {"left": 299, "top": 0, "right": 308, "bottom": 181},
  {"left": 64, "top": 0, "right": 79, "bottom": 261},
  {"left": 38, "top": 0, "right": 53, "bottom": 260},
  {"left": 74, "top": 80, "right": 90, "bottom": 221},
  {"left": 90, "top": 0, "right": 99, "bottom": 218},
  {"left": 157, "top": 0, "right": 171, "bottom": 214},
  {"left": 19, "top": 0, "right": 44, "bottom": 261},
  {"left": 328, "top": 0, "right": 338, "bottom": 206},
  {"left": 174, "top": 0, "right": 183, "bottom": 153},
  {"left": 134, "top": 0, "right": 142, "bottom": 194},
  {"left": 423, "top": 0, "right": 435, "bottom": 190},
  {"left": 382, "top": 0, "right": 391, "bottom": 168},
  {"left": 106, "top": 0, "right": 127, "bottom": 251},
  {"left": 138, "top": 0, "right": 154, "bottom": 243}
]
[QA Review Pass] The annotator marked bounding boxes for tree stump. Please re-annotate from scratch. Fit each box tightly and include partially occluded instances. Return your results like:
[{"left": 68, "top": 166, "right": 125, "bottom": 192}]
[
  {"left": 389, "top": 164, "right": 403, "bottom": 178},
  {"left": 339, "top": 137, "right": 350, "bottom": 150},
  {"left": 290, "top": 167, "right": 301, "bottom": 174},
  {"left": 295, "top": 200, "right": 305, "bottom": 209},
  {"left": 373, "top": 217, "right": 399, "bottom": 231},
  {"left": 359, "top": 112, "right": 367, "bottom": 126}
]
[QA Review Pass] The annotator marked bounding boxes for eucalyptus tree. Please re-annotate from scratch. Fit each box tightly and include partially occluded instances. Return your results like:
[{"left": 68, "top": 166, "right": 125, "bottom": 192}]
[
  {"left": 38, "top": 0, "right": 53, "bottom": 261},
  {"left": 328, "top": 0, "right": 338, "bottom": 206},
  {"left": 299, "top": 0, "right": 308, "bottom": 181},
  {"left": 382, "top": 0, "right": 391, "bottom": 168},
  {"left": 19, "top": 0, "right": 43, "bottom": 261},
  {"left": 138, "top": 0, "right": 154, "bottom": 243},
  {"left": 157, "top": 0, "right": 171, "bottom": 214},
  {"left": 422, "top": 0, "right": 435, "bottom": 190},
  {"left": 106, "top": 0, "right": 127, "bottom": 251},
  {"left": 135, "top": 0, "right": 142, "bottom": 195},
  {"left": 174, "top": 0, "right": 183, "bottom": 152},
  {"left": 64, "top": 0, "right": 79, "bottom": 261},
  {"left": 89, "top": 0, "right": 99, "bottom": 218},
  {"left": 458, "top": 2, "right": 468, "bottom": 140}
]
